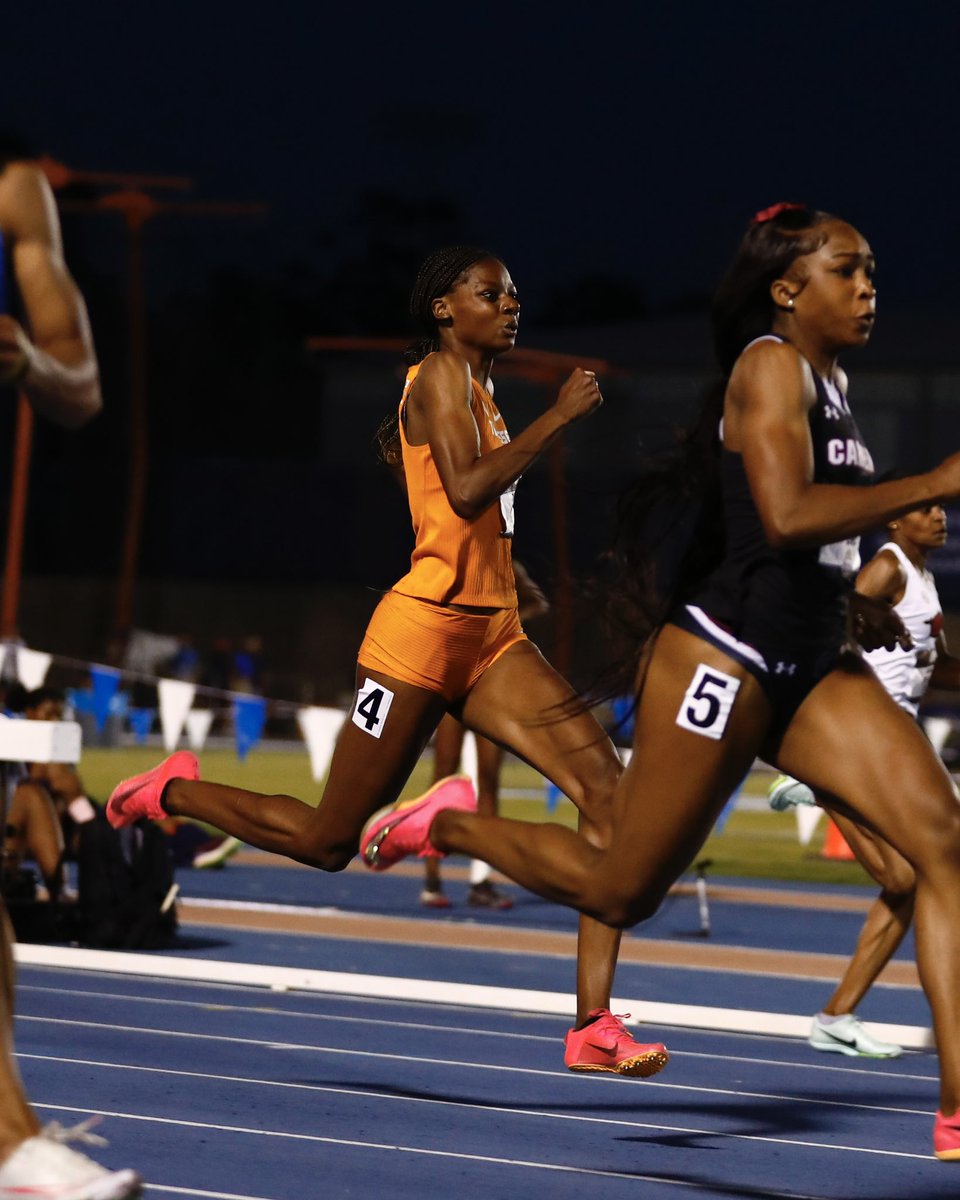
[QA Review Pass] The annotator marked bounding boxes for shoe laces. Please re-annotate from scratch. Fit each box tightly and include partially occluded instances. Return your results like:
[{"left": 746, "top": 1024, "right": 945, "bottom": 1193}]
[
  {"left": 597, "top": 1011, "right": 634, "bottom": 1043},
  {"left": 42, "top": 1118, "right": 108, "bottom": 1150}
]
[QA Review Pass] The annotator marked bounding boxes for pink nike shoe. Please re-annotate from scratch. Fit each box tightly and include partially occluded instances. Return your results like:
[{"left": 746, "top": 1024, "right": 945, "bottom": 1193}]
[
  {"left": 934, "top": 1108, "right": 960, "bottom": 1160},
  {"left": 106, "top": 750, "right": 200, "bottom": 828},
  {"left": 360, "top": 775, "right": 477, "bottom": 871},
  {"left": 564, "top": 1009, "right": 669, "bottom": 1078}
]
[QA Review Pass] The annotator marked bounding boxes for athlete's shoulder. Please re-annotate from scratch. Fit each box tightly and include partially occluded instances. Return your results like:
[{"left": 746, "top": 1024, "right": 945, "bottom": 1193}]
[
  {"left": 729, "top": 336, "right": 814, "bottom": 409},
  {"left": 857, "top": 545, "right": 908, "bottom": 604},
  {"left": 410, "top": 350, "right": 471, "bottom": 402},
  {"left": 415, "top": 349, "right": 468, "bottom": 378},
  {"left": 0, "top": 162, "right": 60, "bottom": 251},
  {"left": 736, "top": 335, "right": 804, "bottom": 374}
]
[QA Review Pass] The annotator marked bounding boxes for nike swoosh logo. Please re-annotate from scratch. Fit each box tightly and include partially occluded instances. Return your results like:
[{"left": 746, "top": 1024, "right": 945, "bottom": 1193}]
[{"left": 819, "top": 1028, "right": 857, "bottom": 1045}]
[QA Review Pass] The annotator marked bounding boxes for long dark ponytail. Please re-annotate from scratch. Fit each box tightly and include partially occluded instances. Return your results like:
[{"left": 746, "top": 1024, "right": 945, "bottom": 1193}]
[
  {"left": 602, "top": 204, "right": 837, "bottom": 691},
  {"left": 374, "top": 244, "right": 496, "bottom": 465}
]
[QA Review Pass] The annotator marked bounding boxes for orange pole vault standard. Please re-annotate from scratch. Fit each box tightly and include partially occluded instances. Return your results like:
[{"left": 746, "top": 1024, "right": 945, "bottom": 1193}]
[
  {"left": 0, "top": 161, "right": 193, "bottom": 641},
  {"left": 59, "top": 187, "right": 266, "bottom": 635},
  {"left": 1, "top": 394, "right": 34, "bottom": 638},
  {"left": 110, "top": 195, "right": 153, "bottom": 635}
]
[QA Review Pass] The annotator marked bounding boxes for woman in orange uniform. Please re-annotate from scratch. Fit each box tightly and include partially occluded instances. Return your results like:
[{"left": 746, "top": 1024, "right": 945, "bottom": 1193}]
[{"left": 110, "top": 246, "right": 668, "bottom": 1078}]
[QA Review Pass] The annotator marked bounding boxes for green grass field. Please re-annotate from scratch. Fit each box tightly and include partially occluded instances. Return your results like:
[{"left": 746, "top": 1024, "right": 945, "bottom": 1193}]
[{"left": 80, "top": 747, "right": 873, "bottom": 888}]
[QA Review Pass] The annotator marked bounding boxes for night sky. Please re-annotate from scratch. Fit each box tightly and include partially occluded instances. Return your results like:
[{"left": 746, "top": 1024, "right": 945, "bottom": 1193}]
[
  {"left": 7, "top": 2, "right": 960, "bottom": 314},
  {"left": 3, "top": 1, "right": 960, "bottom": 628}
]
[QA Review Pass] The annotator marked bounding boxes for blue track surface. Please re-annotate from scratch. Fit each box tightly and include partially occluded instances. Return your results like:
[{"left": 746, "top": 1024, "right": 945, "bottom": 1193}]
[
  {"left": 182, "top": 862, "right": 919, "bottom": 960},
  {"left": 12, "top": 857, "right": 949, "bottom": 1198}
]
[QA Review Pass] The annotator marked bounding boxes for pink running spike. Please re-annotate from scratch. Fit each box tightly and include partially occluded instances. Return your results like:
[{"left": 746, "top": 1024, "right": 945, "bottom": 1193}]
[
  {"left": 106, "top": 750, "right": 200, "bottom": 828},
  {"left": 934, "top": 1109, "right": 960, "bottom": 1160},
  {"left": 564, "top": 1009, "right": 669, "bottom": 1078},
  {"left": 360, "top": 775, "right": 477, "bottom": 871}
]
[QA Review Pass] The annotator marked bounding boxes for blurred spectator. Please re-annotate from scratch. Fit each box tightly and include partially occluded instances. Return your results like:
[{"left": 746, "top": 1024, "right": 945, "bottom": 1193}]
[
  {"left": 1, "top": 688, "right": 81, "bottom": 940},
  {"left": 9, "top": 686, "right": 239, "bottom": 871},
  {"left": 204, "top": 636, "right": 233, "bottom": 691},
  {"left": 231, "top": 634, "right": 264, "bottom": 693},
  {"left": 164, "top": 635, "right": 201, "bottom": 682}
]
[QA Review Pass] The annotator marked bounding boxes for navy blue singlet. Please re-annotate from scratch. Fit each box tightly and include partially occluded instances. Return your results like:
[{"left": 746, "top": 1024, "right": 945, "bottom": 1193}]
[
  {"left": 674, "top": 336, "right": 875, "bottom": 733},
  {"left": 694, "top": 342, "right": 874, "bottom": 650}
]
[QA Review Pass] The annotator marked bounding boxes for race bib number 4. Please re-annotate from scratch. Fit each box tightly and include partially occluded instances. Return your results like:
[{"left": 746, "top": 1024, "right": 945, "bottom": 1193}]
[
  {"left": 676, "top": 664, "right": 741, "bottom": 741},
  {"left": 352, "top": 678, "right": 395, "bottom": 739}
]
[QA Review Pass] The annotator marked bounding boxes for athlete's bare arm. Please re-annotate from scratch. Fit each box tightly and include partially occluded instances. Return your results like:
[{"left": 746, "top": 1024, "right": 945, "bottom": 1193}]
[
  {"left": 855, "top": 549, "right": 907, "bottom": 606},
  {"left": 930, "top": 633, "right": 960, "bottom": 690},
  {"left": 405, "top": 352, "right": 600, "bottom": 519},
  {"left": 0, "top": 163, "right": 101, "bottom": 428},
  {"left": 850, "top": 548, "right": 911, "bottom": 652},
  {"left": 729, "top": 340, "right": 960, "bottom": 547},
  {"left": 513, "top": 560, "right": 549, "bottom": 624}
]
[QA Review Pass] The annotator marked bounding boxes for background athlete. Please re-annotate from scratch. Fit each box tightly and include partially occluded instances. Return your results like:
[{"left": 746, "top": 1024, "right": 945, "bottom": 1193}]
[
  {"left": 109, "top": 246, "right": 667, "bottom": 1079},
  {"left": 770, "top": 501, "right": 960, "bottom": 1059},
  {"left": 0, "top": 141, "right": 141, "bottom": 1199}
]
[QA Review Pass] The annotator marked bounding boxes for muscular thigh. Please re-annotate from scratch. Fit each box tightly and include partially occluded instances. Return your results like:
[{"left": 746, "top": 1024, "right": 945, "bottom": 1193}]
[
  {"left": 606, "top": 625, "right": 771, "bottom": 897},
  {"left": 311, "top": 666, "right": 447, "bottom": 848},
  {"left": 458, "top": 639, "right": 622, "bottom": 808},
  {"left": 774, "top": 654, "right": 959, "bottom": 863}
]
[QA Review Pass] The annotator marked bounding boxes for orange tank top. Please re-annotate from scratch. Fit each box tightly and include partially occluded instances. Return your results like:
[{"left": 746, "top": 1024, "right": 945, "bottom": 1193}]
[{"left": 392, "top": 359, "right": 517, "bottom": 608}]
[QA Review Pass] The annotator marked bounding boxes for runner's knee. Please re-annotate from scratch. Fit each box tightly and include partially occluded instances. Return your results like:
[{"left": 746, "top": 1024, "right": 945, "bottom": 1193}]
[
  {"left": 594, "top": 879, "right": 665, "bottom": 929},
  {"left": 297, "top": 818, "right": 357, "bottom": 873},
  {"left": 875, "top": 858, "right": 916, "bottom": 898},
  {"left": 913, "top": 801, "right": 960, "bottom": 880}
]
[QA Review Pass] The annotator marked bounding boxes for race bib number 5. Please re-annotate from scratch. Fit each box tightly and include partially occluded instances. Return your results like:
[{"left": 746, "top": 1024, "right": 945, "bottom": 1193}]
[
  {"left": 676, "top": 664, "right": 741, "bottom": 741},
  {"left": 352, "top": 678, "right": 395, "bottom": 739}
]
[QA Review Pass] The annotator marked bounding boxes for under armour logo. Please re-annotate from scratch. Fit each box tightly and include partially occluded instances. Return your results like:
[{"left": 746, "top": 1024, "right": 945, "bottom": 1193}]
[
  {"left": 775, "top": 661, "right": 797, "bottom": 675},
  {"left": 823, "top": 406, "right": 842, "bottom": 420}
]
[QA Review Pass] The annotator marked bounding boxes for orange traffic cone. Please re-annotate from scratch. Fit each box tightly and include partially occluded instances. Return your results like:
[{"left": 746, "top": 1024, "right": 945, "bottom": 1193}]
[{"left": 822, "top": 818, "right": 856, "bottom": 861}]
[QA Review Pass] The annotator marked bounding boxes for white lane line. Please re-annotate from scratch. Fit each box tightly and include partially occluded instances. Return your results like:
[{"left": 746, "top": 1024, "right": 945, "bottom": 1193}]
[
  {"left": 138, "top": 1189, "right": 278, "bottom": 1200},
  {"left": 36, "top": 1102, "right": 930, "bottom": 1180},
  {"left": 18, "top": 1008, "right": 940, "bottom": 1094},
  {"left": 179, "top": 898, "right": 342, "bottom": 917},
  {"left": 16, "top": 985, "right": 939, "bottom": 1083},
  {"left": 21, "top": 1051, "right": 936, "bottom": 1134}
]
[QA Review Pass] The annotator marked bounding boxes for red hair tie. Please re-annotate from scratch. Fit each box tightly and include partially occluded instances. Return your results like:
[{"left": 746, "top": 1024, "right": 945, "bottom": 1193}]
[{"left": 751, "top": 202, "right": 805, "bottom": 225}]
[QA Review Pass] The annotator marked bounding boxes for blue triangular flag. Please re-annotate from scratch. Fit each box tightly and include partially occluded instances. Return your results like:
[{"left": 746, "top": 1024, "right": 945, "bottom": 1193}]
[
  {"left": 233, "top": 695, "right": 267, "bottom": 761},
  {"left": 545, "top": 781, "right": 564, "bottom": 813},
  {"left": 90, "top": 666, "right": 121, "bottom": 733},
  {"left": 128, "top": 707, "right": 156, "bottom": 744}
]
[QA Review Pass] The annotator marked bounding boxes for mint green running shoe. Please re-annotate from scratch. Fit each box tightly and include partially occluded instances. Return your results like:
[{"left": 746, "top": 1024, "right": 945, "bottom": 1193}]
[{"left": 768, "top": 773, "right": 816, "bottom": 812}]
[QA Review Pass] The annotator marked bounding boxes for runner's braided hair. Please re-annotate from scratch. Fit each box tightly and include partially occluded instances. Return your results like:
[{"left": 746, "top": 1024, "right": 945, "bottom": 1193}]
[
  {"left": 375, "top": 244, "right": 497, "bottom": 464},
  {"left": 404, "top": 244, "right": 498, "bottom": 366},
  {"left": 601, "top": 205, "right": 840, "bottom": 696}
]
